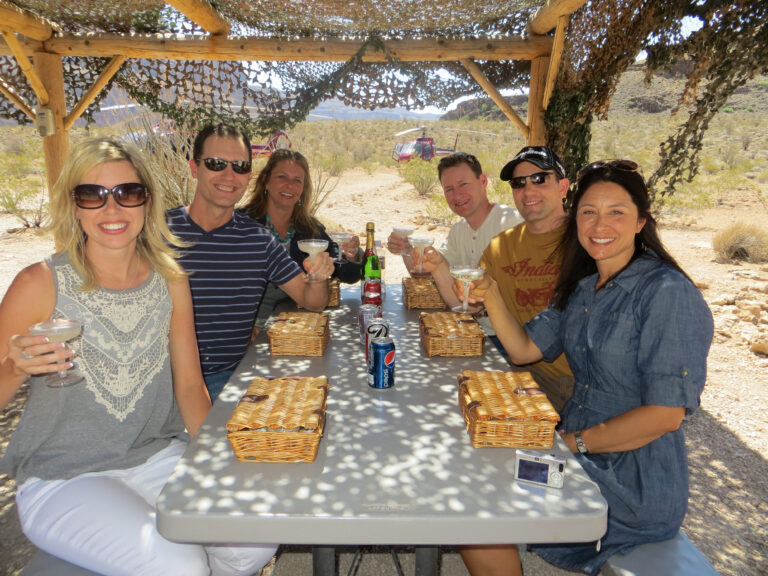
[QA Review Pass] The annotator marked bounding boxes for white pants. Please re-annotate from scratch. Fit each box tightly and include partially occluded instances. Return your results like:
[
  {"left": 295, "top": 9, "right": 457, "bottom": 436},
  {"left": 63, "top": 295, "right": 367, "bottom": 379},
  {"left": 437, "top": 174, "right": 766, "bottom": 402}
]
[{"left": 17, "top": 441, "right": 277, "bottom": 576}]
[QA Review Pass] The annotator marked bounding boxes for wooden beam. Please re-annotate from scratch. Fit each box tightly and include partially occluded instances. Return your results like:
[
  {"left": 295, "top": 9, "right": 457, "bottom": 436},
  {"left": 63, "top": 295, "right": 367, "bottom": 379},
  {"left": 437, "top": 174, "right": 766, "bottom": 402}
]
[
  {"left": 460, "top": 58, "right": 529, "bottom": 140},
  {"left": 1, "top": 30, "right": 49, "bottom": 105},
  {"left": 64, "top": 55, "right": 126, "bottom": 130},
  {"left": 528, "top": 0, "right": 587, "bottom": 35},
  {"left": 0, "top": 74, "right": 35, "bottom": 120},
  {"left": 33, "top": 51, "right": 69, "bottom": 196},
  {"left": 542, "top": 15, "right": 569, "bottom": 110},
  {"left": 0, "top": 36, "right": 42, "bottom": 57},
  {"left": 166, "top": 0, "right": 230, "bottom": 36},
  {"left": 527, "top": 56, "right": 549, "bottom": 145},
  {"left": 0, "top": 0, "right": 55, "bottom": 41},
  {"left": 38, "top": 34, "right": 553, "bottom": 62}
]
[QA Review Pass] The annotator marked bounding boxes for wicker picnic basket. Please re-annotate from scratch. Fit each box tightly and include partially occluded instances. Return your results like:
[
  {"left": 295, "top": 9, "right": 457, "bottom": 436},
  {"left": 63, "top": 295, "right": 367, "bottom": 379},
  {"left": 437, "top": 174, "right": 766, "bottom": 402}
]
[
  {"left": 328, "top": 277, "right": 340, "bottom": 307},
  {"left": 458, "top": 370, "right": 560, "bottom": 449},
  {"left": 402, "top": 277, "right": 446, "bottom": 309},
  {"left": 297, "top": 278, "right": 339, "bottom": 307},
  {"left": 268, "top": 312, "right": 330, "bottom": 356},
  {"left": 227, "top": 375, "right": 329, "bottom": 462},
  {"left": 419, "top": 312, "right": 485, "bottom": 357}
]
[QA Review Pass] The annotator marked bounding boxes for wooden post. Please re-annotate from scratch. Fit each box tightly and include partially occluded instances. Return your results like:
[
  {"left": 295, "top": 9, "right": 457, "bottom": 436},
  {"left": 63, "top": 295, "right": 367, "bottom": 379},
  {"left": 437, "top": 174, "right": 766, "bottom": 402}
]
[
  {"left": 33, "top": 51, "right": 68, "bottom": 196},
  {"left": 460, "top": 58, "right": 529, "bottom": 140},
  {"left": 542, "top": 15, "right": 570, "bottom": 110},
  {"left": 527, "top": 56, "right": 549, "bottom": 145}
]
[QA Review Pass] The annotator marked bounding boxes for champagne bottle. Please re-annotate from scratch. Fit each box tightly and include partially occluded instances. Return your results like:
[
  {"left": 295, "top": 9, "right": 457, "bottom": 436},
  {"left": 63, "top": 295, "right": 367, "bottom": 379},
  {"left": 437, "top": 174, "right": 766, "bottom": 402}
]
[{"left": 361, "top": 222, "right": 381, "bottom": 281}]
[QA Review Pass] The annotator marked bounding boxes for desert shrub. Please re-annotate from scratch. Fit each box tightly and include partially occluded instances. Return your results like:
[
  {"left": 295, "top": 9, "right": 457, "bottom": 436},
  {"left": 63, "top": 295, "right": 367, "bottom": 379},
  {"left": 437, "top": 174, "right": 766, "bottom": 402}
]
[
  {"left": 425, "top": 191, "right": 456, "bottom": 226},
  {"left": 398, "top": 159, "right": 438, "bottom": 197},
  {"left": 487, "top": 177, "right": 515, "bottom": 207},
  {"left": 308, "top": 163, "right": 340, "bottom": 216},
  {"left": 0, "top": 130, "right": 48, "bottom": 227},
  {"left": 117, "top": 112, "right": 196, "bottom": 209},
  {"left": 712, "top": 222, "right": 768, "bottom": 263}
]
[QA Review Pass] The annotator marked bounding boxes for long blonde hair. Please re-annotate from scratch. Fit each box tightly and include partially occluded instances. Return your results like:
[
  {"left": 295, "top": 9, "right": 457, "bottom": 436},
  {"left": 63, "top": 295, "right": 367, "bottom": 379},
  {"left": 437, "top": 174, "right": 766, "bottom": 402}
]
[
  {"left": 243, "top": 149, "right": 319, "bottom": 235},
  {"left": 51, "top": 137, "right": 186, "bottom": 290}
]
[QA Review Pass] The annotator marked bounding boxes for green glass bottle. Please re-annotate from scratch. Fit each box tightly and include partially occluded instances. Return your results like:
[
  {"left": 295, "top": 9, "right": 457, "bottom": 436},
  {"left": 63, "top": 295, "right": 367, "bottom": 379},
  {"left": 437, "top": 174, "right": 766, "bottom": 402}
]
[{"left": 361, "top": 222, "right": 381, "bottom": 281}]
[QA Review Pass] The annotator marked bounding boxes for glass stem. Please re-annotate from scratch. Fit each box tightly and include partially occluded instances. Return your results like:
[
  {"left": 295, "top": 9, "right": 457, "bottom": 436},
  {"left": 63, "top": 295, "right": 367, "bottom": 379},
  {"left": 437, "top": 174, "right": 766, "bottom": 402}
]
[{"left": 463, "top": 282, "right": 470, "bottom": 312}]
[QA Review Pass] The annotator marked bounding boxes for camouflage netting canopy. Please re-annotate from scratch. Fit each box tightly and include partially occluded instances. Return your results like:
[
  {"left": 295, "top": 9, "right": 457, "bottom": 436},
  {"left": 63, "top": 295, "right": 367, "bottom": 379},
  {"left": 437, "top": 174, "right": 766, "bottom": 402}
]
[
  {"left": 0, "top": 0, "right": 542, "bottom": 135},
  {"left": 0, "top": 0, "right": 766, "bottom": 196}
]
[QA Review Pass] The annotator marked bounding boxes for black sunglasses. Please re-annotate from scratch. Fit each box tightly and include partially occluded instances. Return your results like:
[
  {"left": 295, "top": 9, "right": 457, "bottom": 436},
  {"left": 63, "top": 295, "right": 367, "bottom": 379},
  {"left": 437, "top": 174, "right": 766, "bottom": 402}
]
[
  {"left": 197, "top": 157, "right": 252, "bottom": 175},
  {"left": 509, "top": 171, "right": 553, "bottom": 190},
  {"left": 72, "top": 183, "right": 149, "bottom": 209},
  {"left": 577, "top": 159, "right": 640, "bottom": 180}
]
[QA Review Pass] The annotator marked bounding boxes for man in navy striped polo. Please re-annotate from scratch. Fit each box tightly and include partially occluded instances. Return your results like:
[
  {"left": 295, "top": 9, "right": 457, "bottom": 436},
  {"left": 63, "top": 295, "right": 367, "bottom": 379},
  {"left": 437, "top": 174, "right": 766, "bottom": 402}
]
[{"left": 167, "top": 124, "right": 333, "bottom": 402}]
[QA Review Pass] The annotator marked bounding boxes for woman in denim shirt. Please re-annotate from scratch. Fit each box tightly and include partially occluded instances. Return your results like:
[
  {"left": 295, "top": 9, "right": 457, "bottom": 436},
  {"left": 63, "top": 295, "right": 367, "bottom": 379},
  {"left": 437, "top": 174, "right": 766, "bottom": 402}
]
[{"left": 459, "top": 160, "right": 713, "bottom": 576}]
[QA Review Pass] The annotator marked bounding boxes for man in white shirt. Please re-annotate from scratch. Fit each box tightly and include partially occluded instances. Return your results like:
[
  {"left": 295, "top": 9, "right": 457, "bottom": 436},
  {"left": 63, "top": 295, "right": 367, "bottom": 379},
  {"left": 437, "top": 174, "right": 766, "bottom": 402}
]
[{"left": 387, "top": 152, "right": 521, "bottom": 308}]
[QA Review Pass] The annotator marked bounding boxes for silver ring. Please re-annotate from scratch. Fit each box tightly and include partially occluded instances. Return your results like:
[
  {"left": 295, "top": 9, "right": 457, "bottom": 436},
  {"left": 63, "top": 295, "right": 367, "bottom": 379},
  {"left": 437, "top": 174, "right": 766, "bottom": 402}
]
[{"left": 21, "top": 351, "right": 33, "bottom": 359}]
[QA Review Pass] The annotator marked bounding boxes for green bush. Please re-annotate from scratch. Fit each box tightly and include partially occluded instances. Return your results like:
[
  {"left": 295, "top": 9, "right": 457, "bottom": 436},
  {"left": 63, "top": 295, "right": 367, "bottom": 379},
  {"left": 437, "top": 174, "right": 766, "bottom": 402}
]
[
  {"left": 398, "top": 159, "right": 439, "bottom": 197},
  {"left": 0, "top": 131, "right": 48, "bottom": 228}
]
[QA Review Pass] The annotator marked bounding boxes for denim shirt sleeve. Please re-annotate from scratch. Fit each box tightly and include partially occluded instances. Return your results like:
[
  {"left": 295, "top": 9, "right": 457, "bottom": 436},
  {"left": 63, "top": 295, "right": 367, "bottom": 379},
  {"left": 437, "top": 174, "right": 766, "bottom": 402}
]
[
  {"left": 634, "top": 268, "right": 714, "bottom": 415},
  {"left": 524, "top": 304, "right": 564, "bottom": 363}
]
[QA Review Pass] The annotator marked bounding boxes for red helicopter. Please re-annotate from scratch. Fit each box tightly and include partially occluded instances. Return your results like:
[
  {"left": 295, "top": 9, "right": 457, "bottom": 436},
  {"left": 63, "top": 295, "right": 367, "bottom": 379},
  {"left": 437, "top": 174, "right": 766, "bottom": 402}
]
[
  {"left": 252, "top": 130, "right": 292, "bottom": 157},
  {"left": 391, "top": 126, "right": 458, "bottom": 162}
]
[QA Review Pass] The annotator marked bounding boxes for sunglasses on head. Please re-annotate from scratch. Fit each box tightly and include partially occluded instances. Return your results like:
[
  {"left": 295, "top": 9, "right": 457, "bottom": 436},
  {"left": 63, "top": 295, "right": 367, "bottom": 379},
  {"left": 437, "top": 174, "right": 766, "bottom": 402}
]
[
  {"left": 197, "top": 157, "right": 252, "bottom": 175},
  {"left": 509, "top": 171, "right": 553, "bottom": 190},
  {"left": 577, "top": 159, "right": 640, "bottom": 180},
  {"left": 72, "top": 183, "right": 149, "bottom": 209}
]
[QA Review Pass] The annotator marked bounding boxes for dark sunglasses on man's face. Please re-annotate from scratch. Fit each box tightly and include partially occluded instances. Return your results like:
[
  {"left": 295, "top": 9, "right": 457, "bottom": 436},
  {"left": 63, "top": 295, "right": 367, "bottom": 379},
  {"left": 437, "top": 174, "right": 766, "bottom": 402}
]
[
  {"left": 72, "top": 183, "right": 149, "bottom": 209},
  {"left": 509, "top": 171, "right": 553, "bottom": 190},
  {"left": 198, "top": 157, "right": 252, "bottom": 175}
]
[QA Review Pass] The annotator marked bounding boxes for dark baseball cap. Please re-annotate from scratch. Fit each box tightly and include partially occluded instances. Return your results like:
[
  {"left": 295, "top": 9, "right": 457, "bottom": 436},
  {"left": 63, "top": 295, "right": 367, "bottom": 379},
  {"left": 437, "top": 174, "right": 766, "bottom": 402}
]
[{"left": 500, "top": 146, "right": 566, "bottom": 181}]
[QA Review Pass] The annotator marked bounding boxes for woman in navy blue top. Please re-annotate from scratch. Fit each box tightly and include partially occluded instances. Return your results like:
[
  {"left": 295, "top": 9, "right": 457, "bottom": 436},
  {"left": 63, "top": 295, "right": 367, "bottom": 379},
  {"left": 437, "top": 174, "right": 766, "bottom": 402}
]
[
  {"left": 459, "top": 160, "right": 713, "bottom": 576},
  {"left": 242, "top": 149, "right": 362, "bottom": 324}
]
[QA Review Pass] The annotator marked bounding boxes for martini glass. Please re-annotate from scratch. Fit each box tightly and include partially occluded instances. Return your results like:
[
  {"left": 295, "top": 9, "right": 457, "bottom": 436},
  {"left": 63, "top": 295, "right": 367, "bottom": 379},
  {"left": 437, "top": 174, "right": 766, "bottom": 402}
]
[
  {"left": 409, "top": 236, "right": 434, "bottom": 276},
  {"left": 449, "top": 266, "right": 485, "bottom": 314},
  {"left": 391, "top": 227, "right": 414, "bottom": 255},
  {"left": 297, "top": 238, "right": 329, "bottom": 282},
  {"left": 328, "top": 231, "right": 354, "bottom": 264},
  {"left": 28, "top": 318, "right": 84, "bottom": 387}
]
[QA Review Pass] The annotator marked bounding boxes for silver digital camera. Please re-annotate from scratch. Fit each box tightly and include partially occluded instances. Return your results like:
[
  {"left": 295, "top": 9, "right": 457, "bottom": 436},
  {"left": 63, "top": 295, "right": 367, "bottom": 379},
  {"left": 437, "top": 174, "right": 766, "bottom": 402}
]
[{"left": 514, "top": 449, "right": 566, "bottom": 489}]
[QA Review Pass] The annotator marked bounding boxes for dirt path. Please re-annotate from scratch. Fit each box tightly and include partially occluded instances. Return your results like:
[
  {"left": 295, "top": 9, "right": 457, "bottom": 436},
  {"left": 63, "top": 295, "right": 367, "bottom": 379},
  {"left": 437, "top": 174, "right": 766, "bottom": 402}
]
[{"left": 0, "top": 167, "right": 766, "bottom": 575}]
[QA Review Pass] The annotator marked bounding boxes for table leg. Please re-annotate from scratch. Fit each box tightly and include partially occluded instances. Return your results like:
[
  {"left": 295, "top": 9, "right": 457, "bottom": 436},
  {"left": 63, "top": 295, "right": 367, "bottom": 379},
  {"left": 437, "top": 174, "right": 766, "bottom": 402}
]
[
  {"left": 312, "top": 546, "right": 336, "bottom": 576},
  {"left": 414, "top": 546, "right": 439, "bottom": 576}
]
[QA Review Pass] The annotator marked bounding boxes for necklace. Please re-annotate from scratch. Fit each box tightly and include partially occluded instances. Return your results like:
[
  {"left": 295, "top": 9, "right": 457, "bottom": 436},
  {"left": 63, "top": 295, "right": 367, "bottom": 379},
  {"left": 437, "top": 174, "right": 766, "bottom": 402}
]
[{"left": 265, "top": 215, "right": 294, "bottom": 243}]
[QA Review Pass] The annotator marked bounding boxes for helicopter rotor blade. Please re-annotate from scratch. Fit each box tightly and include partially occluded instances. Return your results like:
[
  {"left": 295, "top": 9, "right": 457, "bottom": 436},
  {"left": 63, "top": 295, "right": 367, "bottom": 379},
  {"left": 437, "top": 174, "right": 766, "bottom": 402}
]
[
  {"left": 453, "top": 128, "right": 499, "bottom": 137},
  {"left": 394, "top": 126, "right": 426, "bottom": 137}
]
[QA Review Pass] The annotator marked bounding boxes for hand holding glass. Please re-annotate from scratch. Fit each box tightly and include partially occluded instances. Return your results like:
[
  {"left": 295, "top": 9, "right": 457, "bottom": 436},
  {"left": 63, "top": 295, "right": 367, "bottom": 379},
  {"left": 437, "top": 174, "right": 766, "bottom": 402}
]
[
  {"left": 390, "top": 227, "right": 414, "bottom": 255},
  {"left": 449, "top": 266, "right": 485, "bottom": 314},
  {"left": 328, "top": 231, "right": 354, "bottom": 263},
  {"left": 28, "top": 319, "right": 84, "bottom": 387},
  {"left": 297, "top": 239, "right": 330, "bottom": 282},
  {"left": 409, "top": 236, "right": 434, "bottom": 276}
]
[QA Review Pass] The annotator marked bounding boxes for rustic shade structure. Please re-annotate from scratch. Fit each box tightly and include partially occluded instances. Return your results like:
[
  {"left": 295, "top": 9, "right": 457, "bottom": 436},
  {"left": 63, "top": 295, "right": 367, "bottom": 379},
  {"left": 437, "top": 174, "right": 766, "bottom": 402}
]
[
  {"left": 0, "top": 0, "right": 586, "bottom": 190},
  {"left": 0, "top": 0, "right": 765, "bottom": 197}
]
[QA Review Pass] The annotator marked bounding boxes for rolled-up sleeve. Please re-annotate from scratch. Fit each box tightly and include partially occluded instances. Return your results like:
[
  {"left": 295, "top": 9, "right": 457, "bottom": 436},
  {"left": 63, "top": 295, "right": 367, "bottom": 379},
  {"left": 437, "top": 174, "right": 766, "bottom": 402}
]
[
  {"left": 525, "top": 305, "right": 565, "bottom": 363},
  {"left": 635, "top": 271, "right": 713, "bottom": 414}
]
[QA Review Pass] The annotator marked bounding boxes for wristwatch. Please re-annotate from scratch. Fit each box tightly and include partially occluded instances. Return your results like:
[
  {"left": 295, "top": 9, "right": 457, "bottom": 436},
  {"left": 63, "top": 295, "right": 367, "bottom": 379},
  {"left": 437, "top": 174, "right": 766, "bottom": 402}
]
[{"left": 574, "top": 431, "right": 589, "bottom": 454}]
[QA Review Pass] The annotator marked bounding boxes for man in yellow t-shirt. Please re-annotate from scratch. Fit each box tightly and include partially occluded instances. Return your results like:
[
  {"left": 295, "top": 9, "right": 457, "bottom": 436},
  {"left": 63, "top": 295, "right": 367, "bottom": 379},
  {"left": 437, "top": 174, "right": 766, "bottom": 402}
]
[{"left": 479, "top": 146, "right": 574, "bottom": 411}]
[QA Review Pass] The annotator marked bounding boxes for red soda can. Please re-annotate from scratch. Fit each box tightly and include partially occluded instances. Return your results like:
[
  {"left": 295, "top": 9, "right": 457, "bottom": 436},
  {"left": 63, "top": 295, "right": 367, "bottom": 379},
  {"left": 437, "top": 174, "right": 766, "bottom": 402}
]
[
  {"left": 365, "top": 318, "right": 390, "bottom": 362},
  {"left": 362, "top": 279, "right": 382, "bottom": 306},
  {"left": 358, "top": 303, "right": 381, "bottom": 345}
]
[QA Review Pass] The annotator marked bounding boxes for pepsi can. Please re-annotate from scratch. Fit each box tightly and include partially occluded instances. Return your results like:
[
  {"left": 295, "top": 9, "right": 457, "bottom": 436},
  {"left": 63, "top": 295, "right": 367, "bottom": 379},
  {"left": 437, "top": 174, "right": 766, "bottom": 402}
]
[
  {"left": 365, "top": 318, "right": 390, "bottom": 362},
  {"left": 368, "top": 336, "right": 395, "bottom": 389},
  {"left": 358, "top": 303, "right": 381, "bottom": 345}
]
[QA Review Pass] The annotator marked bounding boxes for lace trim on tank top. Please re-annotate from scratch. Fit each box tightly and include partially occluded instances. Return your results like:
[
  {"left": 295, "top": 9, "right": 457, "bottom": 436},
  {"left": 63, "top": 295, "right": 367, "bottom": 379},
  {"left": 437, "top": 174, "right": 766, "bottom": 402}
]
[{"left": 54, "top": 261, "right": 171, "bottom": 421}]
